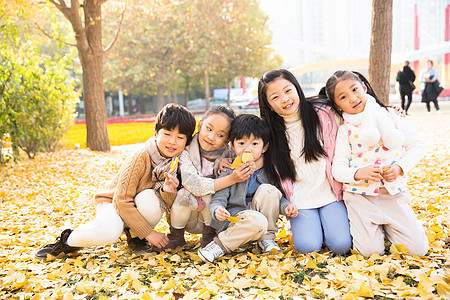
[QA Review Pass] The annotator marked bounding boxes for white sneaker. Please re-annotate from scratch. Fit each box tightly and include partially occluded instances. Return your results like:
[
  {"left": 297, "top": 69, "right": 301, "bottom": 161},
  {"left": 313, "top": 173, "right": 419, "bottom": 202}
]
[
  {"left": 436, "top": 110, "right": 442, "bottom": 114},
  {"left": 258, "top": 239, "right": 281, "bottom": 253},
  {"left": 198, "top": 241, "right": 225, "bottom": 263}
]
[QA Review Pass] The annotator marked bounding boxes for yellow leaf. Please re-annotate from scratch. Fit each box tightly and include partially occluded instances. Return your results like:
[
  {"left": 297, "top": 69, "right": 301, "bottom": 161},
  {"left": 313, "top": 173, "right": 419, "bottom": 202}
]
[
  {"left": 231, "top": 156, "right": 242, "bottom": 169},
  {"left": 169, "top": 157, "right": 179, "bottom": 173},
  {"left": 428, "top": 225, "right": 442, "bottom": 233},
  {"left": 227, "top": 216, "right": 239, "bottom": 223},
  {"left": 276, "top": 229, "right": 287, "bottom": 238},
  {"left": 305, "top": 260, "right": 317, "bottom": 270},
  {"left": 358, "top": 281, "right": 374, "bottom": 297},
  {"left": 437, "top": 281, "right": 450, "bottom": 296},
  {"left": 141, "top": 292, "right": 152, "bottom": 300},
  {"left": 74, "top": 257, "right": 84, "bottom": 268},
  {"left": 393, "top": 244, "right": 410, "bottom": 253},
  {"left": 164, "top": 279, "right": 176, "bottom": 290},
  {"left": 418, "top": 273, "right": 435, "bottom": 294},
  {"left": 241, "top": 152, "right": 254, "bottom": 163}
]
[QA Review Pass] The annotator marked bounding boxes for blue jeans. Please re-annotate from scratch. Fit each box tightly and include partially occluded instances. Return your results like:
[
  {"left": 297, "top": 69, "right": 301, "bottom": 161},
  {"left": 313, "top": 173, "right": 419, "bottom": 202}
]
[{"left": 290, "top": 201, "right": 351, "bottom": 255}]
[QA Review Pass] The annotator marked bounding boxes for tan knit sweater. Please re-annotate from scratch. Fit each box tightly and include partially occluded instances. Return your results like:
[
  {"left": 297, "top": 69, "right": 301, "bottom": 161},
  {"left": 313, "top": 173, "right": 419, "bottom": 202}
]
[{"left": 94, "top": 145, "right": 176, "bottom": 239}]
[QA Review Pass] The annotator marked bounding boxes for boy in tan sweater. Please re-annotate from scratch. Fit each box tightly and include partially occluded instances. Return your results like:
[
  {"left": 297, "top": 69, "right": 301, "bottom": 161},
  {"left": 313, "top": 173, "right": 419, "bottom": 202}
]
[{"left": 35, "top": 103, "right": 196, "bottom": 260}]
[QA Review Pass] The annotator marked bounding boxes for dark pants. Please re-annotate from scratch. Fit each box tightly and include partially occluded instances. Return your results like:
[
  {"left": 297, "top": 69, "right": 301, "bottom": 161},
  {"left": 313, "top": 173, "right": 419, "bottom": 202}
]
[
  {"left": 400, "top": 90, "right": 413, "bottom": 113},
  {"left": 425, "top": 98, "right": 440, "bottom": 112}
]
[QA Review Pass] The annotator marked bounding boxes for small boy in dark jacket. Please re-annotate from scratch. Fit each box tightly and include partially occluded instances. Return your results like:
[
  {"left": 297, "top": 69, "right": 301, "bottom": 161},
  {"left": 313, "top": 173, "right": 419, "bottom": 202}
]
[{"left": 198, "top": 114, "right": 298, "bottom": 263}]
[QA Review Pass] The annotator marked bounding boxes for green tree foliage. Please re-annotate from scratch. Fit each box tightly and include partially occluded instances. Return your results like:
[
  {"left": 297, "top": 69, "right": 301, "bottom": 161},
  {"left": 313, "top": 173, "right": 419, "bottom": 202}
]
[
  {"left": 0, "top": 13, "right": 78, "bottom": 162},
  {"left": 103, "top": 0, "right": 281, "bottom": 110}
]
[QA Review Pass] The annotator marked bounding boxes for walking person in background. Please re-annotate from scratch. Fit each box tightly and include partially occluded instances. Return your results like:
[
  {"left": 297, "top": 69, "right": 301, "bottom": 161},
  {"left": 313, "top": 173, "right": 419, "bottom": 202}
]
[
  {"left": 396, "top": 61, "right": 416, "bottom": 115},
  {"left": 420, "top": 59, "right": 443, "bottom": 114}
]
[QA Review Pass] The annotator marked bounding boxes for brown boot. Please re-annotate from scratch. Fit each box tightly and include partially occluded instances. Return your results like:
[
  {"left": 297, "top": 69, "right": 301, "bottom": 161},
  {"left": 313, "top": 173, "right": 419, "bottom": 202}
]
[
  {"left": 200, "top": 225, "right": 217, "bottom": 248},
  {"left": 154, "top": 226, "right": 186, "bottom": 252},
  {"left": 124, "top": 228, "right": 152, "bottom": 254}
]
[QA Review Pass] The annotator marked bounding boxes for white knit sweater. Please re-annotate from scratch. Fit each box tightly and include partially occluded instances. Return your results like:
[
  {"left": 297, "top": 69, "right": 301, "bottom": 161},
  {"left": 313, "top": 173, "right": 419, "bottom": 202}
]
[{"left": 283, "top": 113, "right": 337, "bottom": 209}]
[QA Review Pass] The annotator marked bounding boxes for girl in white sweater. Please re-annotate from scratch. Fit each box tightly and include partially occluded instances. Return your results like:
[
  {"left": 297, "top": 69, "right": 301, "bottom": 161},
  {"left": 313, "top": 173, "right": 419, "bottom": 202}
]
[{"left": 327, "top": 70, "right": 429, "bottom": 257}]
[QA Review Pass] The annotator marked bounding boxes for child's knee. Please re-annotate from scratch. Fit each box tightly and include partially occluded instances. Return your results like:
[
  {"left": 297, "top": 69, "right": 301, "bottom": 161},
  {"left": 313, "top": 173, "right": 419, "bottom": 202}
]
[
  {"left": 353, "top": 241, "right": 385, "bottom": 257},
  {"left": 292, "top": 235, "right": 322, "bottom": 254},
  {"left": 407, "top": 238, "right": 429, "bottom": 256},
  {"left": 293, "top": 240, "right": 322, "bottom": 254},
  {"left": 243, "top": 211, "right": 268, "bottom": 235},
  {"left": 253, "top": 184, "right": 281, "bottom": 206},
  {"left": 325, "top": 235, "right": 352, "bottom": 255}
]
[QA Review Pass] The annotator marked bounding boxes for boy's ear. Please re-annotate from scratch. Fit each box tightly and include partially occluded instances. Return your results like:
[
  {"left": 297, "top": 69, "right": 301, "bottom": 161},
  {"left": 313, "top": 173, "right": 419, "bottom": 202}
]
[
  {"left": 229, "top": 141, "right": 235, "bottom": 152},
  {"left": 262, "top": 143, "right": 269, "bottom": 154}
]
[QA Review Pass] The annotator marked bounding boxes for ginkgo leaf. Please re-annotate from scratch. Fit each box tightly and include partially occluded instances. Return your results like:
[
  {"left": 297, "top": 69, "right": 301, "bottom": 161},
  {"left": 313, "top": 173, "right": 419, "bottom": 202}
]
[
  {"left": 169, "top": 157, "right": 179, "bottom": 173},
  {"left": 227, "top": 216, "right": 239, "bottom": 223},
  {"left": 231, "top": 156, "right": 242, "bottom": 169}
]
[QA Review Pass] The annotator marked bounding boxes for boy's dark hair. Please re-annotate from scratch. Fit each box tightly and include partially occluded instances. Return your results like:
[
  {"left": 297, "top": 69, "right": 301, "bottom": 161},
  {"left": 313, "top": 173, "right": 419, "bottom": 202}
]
[
  {"left": 229, "top": 114, "right": 269, "bottom": 145},
  {"left": 154, "top": 103, "right": 196, "bottom": 144}
]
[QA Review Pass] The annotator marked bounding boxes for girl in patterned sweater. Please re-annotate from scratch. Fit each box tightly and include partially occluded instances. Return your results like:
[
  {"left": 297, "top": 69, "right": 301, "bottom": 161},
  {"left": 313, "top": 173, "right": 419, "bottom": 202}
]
[
  {"left": 162, "top": 106, "right": 255, "bottom": 250},
  {"left": 327, "top": 70, "right": 429, "bottom": 257}
]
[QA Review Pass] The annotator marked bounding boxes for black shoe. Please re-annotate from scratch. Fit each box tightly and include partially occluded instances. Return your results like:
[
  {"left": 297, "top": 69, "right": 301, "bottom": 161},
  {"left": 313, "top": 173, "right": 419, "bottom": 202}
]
[
  {"left": 35, "top": 229, "right": 82, "bottom": 260},
  {"left": 124, "top": 228, "right": 152, "bottom": 254}
]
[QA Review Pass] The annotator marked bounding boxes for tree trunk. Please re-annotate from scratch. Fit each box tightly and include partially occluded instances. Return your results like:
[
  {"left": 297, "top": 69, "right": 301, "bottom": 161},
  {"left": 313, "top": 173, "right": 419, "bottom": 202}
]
[
  {"left": 157, "top": 83, "right": 165, "bottom": 111},
  {"left": 204, "top": 70, "right": 210, "bottom": 109},
  {"left": 184, "top": 76, "right": 190, "bottom": 107},
  {"left": 227, "top": 78, "right": 231, "bottom": 107},
  {"left": 81, "top": 1, "right": 110, "bottom": 151},
  {"left": 138, "top": 93, "right": 145, "bottom": 114},
  {"left": 368, "top": 0, "right": 393, "bottom": 105}
]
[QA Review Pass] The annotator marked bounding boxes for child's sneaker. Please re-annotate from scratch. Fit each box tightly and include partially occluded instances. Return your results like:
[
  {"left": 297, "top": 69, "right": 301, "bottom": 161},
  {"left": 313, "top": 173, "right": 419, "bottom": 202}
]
[
  {"left": 258, "top": 239, "right": 281, "bottom": 253},
  {"left": 35, "top": 229, "right": 82, "bottom": 260},
  {"left": 198, "top": 240, "right": 225, "bottom": 263}
]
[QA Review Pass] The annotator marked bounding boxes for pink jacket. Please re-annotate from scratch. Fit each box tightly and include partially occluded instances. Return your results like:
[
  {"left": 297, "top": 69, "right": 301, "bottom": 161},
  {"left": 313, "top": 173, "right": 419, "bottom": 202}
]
[{"left": 280, "top": 105, "right": 343, "bottom": 202}]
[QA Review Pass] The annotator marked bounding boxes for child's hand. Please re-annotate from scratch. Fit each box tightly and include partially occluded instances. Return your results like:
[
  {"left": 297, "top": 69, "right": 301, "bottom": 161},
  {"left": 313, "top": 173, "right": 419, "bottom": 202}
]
[
  {"left": 215, "top": 206, "right": 231, "bottom": 221},
  {"left": 285, "top": 204, "right": 298, "bottom": 218},
  {"left": 231, "top": 164, "right": 253, "bottom": 183},
  {"left": 163, "top": 172, "right": 179, "bottom": 193},
  {"left": 145, "top": 230, "right": 169, "bottom": 249},
  {"left": 382, "top": 164, "right": 403, "bottom": 182},
  {"left": 354, "top": 165, "right": 383, "bottom": 182},
  {"left": 218, "top": 158, "right": 233, "bottom": 174}
]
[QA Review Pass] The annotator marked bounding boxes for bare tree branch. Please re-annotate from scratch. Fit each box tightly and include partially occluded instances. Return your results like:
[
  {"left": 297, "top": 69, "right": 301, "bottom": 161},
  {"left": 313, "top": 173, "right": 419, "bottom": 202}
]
[
  {"left": 103, "top": 2, "right": 127, "bottom": 56},
  {"left": 47, "top": 0, "right": 72, "bottom": 20},
  {"left": 31, "top": 21, "right": 78, "bottom": 47}
]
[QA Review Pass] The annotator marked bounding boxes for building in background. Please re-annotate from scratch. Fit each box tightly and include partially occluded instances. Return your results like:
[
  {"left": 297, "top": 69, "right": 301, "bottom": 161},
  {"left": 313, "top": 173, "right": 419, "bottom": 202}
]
[{"left": 259, "top": 0, "right": 450, "bottom": 88}]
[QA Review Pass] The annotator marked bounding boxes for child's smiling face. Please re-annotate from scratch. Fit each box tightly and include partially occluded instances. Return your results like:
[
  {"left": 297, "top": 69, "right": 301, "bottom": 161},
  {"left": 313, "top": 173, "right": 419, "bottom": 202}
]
[
  {"left": 333, "top": 78, "right": 368, "bottom": 114},
  {"left": 265, "top": 78, "right": 300, "bottom": 117},
  {"left": 155, "top": 126, "right": 188, "bottom": 157},
  {"left": 197, "top": 113, "right": 231, "bottom": 152},
  {"left": 231, "top": 134, "right": 268, "bottom": 162}
]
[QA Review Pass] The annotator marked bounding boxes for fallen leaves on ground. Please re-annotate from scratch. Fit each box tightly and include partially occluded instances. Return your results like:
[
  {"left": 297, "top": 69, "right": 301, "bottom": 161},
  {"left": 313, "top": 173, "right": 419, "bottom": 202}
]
[{"left": 0, "top": 106, "right": 449, "bottom": 299}]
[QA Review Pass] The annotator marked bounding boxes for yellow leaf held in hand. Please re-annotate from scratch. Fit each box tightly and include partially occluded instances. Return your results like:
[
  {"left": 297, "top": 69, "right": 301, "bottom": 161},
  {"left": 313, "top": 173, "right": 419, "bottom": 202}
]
[
  {"left": 241, "top": 151, "right": 254, "bottom": 163},
  {"left": 231, "top": 156, "right": 242, "bottom": 169},
  {"left": 169, "top": 157, "right": 179, "bottom": 173},
  {"left": 227, "top": 216, "right": 239, "bottom": 223}
]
